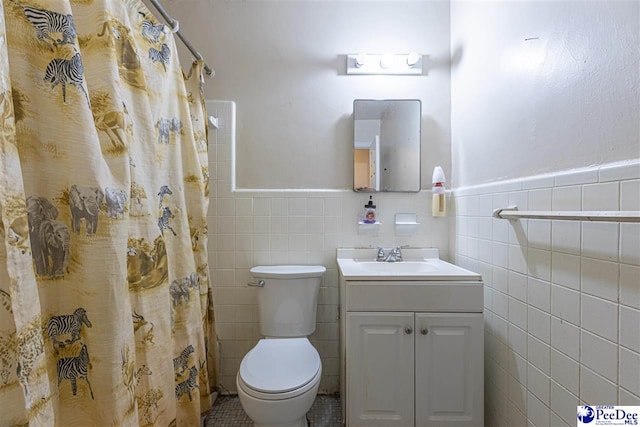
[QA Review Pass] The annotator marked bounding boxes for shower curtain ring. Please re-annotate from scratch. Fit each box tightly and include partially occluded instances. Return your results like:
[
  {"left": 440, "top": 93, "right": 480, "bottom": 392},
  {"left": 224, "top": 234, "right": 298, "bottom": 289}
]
[{"left": 170, "top": 19, "right": 179, "bottom": 33}]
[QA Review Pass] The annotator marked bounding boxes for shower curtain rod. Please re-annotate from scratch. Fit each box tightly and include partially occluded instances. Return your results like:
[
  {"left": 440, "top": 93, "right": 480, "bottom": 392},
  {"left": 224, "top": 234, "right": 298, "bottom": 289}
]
[{"left": 147, "top": 0, "right": 214, "bottom": 77}]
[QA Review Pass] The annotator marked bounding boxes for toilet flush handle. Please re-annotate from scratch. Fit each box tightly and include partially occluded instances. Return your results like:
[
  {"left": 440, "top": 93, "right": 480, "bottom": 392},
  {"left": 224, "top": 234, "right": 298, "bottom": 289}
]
[{"left": 247, "top": 280, "right": 265, "bottom": 287}]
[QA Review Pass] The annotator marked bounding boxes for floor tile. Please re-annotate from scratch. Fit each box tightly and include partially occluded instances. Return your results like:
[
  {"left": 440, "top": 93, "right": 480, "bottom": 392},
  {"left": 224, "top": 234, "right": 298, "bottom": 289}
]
[{"left": 205, "top": 395, "right": 342, "bottom": 427}]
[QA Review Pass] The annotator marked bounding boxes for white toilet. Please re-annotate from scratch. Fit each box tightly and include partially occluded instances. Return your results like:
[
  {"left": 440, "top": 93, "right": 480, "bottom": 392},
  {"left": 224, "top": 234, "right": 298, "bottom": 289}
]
[{"left": 237, "top": 265, "right": 326, "bottom": 427}]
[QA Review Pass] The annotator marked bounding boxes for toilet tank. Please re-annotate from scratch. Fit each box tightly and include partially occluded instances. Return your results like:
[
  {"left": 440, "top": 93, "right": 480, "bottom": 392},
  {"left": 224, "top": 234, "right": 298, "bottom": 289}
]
[{"left": 250, "top": 265, "right": 326, "bottom": 337}]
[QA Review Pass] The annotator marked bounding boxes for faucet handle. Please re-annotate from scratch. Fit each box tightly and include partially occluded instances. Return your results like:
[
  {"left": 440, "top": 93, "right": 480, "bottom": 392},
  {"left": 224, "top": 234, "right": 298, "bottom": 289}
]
[
  {"left": 376, "top": 247, "right": 386, "bottom": 261},
  {"left": 392, "top": 245, "right": 408, "bottom": 261}
]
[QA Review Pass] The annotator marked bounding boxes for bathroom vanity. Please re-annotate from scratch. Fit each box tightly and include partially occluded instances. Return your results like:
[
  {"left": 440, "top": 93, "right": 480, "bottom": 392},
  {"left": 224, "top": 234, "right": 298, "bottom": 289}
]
[{"left": 337, "top": 248, "right": 484, "bottom": 427}]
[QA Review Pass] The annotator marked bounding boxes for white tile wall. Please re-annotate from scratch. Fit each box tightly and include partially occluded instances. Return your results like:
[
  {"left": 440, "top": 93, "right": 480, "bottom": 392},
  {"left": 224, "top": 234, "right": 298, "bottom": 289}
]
[
  {"left": 551, "top": 381, "right": 579, "bottom": 426},
  {"left": 551, "top": 349, "right": 580, "bottom": 395},
  {"left": 207, "top": 100, "right": 450, "bottom": 394},
  {"left": 454, "top": 160, "right": 640, "bottom": 426}
]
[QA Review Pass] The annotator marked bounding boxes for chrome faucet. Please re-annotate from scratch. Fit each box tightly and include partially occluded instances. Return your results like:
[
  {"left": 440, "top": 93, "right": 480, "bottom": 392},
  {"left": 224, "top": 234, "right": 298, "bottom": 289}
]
[
  {"left": 376, "top": 245, "right": 409, "bottom": 262},
  {"left": 388, "top": 246, "right": 404, "bottom": 262}
]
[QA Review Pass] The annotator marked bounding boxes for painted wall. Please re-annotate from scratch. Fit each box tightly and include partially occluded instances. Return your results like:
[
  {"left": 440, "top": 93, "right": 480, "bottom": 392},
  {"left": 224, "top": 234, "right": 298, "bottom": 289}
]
[
  {"left": 149, "top": 0, "right": 452, "bottom": 190},
  {"left": 450, "top": 0, "right": 640, "bottom": 425},
  {"left": 454, "top": 161, "right": 640, "bottom": 426},
  {"left": 451, "top": 0, "right": 640, "bottom": 187}
]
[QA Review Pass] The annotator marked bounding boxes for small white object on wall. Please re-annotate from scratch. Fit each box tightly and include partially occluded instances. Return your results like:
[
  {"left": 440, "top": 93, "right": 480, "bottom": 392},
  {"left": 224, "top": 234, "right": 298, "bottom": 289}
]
[{"left": 395, "top": 213, "right": 420, "bottom": 235}]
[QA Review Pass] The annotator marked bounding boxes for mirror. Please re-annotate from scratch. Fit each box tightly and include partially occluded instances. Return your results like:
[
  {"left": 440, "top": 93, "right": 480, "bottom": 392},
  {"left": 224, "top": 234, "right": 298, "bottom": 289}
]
[{"left": 353, "top": 99, "right": 421, "bottom": 192}]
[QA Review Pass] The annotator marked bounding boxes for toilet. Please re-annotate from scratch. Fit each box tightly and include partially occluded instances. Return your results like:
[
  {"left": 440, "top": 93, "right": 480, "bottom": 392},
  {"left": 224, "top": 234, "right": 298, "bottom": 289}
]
[{"left": 237, "top": 265, "right": 326, "bottom": 427}]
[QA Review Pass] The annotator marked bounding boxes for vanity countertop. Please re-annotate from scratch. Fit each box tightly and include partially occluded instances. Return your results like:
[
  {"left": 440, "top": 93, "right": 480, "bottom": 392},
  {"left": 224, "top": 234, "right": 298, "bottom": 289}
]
[{"left": 337, "top": 248, "right": 482, "bottom": 281}]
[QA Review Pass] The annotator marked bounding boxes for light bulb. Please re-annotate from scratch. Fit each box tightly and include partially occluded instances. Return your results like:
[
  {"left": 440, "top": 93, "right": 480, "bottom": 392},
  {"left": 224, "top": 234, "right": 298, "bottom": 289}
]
[
  {"left": 380, "top": 53, "right": 394, "bottom": 69},
  {"left": 407, "top": 52, "right": 420, "bottom": 67}
]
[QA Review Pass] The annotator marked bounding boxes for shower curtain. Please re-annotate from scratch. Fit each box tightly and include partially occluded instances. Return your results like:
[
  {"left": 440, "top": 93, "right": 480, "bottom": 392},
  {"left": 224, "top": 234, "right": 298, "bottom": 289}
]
[{"left": 0, "top": 0, "right": 217, "bottom": 425}]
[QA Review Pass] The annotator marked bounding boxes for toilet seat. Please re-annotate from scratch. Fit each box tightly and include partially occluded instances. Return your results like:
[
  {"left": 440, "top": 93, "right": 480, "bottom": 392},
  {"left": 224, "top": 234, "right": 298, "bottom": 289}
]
[
  {"left": 238, "top": 338, "right": 321, "bottom": 401},
  {"left": 238, "top": 366, "right": 322, "bottom": 401}
]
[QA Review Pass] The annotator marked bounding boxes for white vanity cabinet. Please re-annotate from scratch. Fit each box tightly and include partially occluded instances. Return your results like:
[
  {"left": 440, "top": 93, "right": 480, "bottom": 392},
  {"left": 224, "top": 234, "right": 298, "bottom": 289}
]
[
  {"left": 347, "top": 312, "right": 415, "bottom": 426},
  {"left": 337, "top": 248, "right": 484, "bottom": 427},
  {"left": 414, "top": 313, "right": 483, "bottom": 427},
  {"left": 346, "top": 310, "right": 483, "bottom": 427}
]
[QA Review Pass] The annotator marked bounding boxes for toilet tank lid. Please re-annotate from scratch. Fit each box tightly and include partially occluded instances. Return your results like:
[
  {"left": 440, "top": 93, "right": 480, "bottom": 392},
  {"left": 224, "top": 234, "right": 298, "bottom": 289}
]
[{"left": 250, "top": 265, "right": 326, "bottom": 279}]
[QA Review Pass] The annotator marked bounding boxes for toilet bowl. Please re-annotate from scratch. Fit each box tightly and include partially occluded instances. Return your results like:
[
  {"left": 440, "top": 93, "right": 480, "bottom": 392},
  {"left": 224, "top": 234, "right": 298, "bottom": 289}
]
[
  {"left": 236, "top": 265, "right": 326, "bottom": 427},
  {"left": 237, "top": 338, "right": 322, "bottom": 427}
]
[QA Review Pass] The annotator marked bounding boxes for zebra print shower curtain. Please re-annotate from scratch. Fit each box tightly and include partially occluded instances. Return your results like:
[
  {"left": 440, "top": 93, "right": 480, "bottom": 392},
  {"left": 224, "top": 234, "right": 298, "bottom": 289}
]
[{"left": 0, "top": 0, "right": 217, "bottom": 425}]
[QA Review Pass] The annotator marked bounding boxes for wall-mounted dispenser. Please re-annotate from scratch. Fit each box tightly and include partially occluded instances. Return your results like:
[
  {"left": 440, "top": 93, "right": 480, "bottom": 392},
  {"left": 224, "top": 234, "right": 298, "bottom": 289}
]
[{"left": 432, "top": 166, "right": 446, "bottom": 217}]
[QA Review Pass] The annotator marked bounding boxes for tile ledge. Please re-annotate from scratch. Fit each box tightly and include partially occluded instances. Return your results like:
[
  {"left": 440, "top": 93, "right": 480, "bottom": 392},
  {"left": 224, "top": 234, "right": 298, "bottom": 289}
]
[{"left": 454, "top": 159, "right": 640, "bottom": 195}]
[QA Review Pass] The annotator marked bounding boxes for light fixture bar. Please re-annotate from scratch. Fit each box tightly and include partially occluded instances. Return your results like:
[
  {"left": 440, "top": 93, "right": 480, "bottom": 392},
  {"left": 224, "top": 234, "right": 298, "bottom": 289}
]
[{"left": 346, "top": 53, "right": 423, "bottom": 75}]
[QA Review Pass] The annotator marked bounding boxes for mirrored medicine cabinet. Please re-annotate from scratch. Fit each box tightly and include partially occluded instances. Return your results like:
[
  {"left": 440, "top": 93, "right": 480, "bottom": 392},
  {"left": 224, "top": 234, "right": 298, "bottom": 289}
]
[{"left": 353, "top": 99, "right": 421, "bottom": 192}]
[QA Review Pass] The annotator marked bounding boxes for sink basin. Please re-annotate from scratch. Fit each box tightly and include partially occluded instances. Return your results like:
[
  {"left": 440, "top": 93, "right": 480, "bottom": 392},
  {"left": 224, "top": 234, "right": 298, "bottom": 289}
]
[
  {"left": 351, "top": 260, "right": 437, "bottom": 274},
  {"left": 337, "top": 248, "right": 482, "bottom": 281}
]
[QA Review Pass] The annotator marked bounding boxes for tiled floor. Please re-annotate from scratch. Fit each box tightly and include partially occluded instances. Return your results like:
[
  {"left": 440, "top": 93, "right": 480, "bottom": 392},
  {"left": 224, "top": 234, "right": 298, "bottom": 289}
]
[{"left": 204, "top": 395, "right": 342, "bottom": 427}]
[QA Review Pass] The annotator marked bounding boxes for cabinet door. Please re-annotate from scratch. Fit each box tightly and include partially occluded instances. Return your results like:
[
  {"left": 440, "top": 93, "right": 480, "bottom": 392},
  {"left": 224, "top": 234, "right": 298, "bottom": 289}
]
[
  {"left": 415, "top": 313, "right": 484, "bottom": 427},
  {"left": 347, "top": 312, "right": 415, "bottom": 427}
]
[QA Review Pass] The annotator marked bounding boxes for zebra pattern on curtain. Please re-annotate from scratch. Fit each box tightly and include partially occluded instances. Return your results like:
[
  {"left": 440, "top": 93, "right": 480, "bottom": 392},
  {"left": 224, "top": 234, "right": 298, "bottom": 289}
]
[{"left": 0, "top": 0, "right": 216, "bottom": 425}]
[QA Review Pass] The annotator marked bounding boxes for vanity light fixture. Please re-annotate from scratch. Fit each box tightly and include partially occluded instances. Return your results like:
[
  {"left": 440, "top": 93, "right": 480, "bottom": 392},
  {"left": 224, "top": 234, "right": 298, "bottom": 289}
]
[{"left": 347, "top": 52, "right": 423, "bottom": 75}]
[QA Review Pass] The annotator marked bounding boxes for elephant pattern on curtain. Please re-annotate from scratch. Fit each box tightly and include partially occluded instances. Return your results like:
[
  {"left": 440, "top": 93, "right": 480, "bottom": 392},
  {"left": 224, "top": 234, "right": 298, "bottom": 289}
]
[{"left": 0, "top": 0, "right": 216, "bottom": 425}]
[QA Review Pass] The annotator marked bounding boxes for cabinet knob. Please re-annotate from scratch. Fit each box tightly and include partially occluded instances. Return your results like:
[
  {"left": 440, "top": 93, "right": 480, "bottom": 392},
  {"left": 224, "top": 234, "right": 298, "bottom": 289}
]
[
  {"left": 404, "top": 327, "right": 413, "bottom": 335},
  {"left": 420, "top": 328, "right": 428, "bottom": 335}
]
